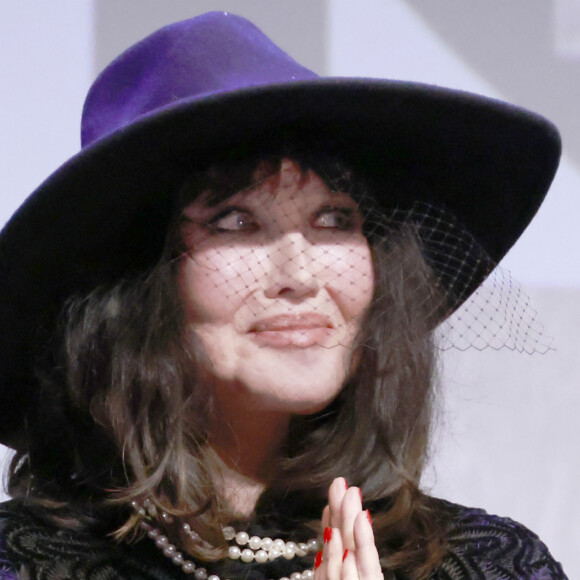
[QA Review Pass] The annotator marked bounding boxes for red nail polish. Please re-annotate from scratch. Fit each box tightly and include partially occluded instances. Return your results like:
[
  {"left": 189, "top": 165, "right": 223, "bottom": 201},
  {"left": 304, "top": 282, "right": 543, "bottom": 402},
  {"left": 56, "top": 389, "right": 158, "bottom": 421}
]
[
  {"left": 342, "top": 549, "right": 349, "bottom": 562},
  {"left": 323, "top": 527, "right": 332, "bottom": 543},
  {"left": 359, "top": 488, "right": 363, "bottom": 502},
  {"left": 366, "top": 509, "right": 372, "bottom": 525},
  {"left": 314, "top": 550, "right": 323, "bottom": 570},
  {"left": 344, "top": 478, "right": 349, "bottom": 489}
]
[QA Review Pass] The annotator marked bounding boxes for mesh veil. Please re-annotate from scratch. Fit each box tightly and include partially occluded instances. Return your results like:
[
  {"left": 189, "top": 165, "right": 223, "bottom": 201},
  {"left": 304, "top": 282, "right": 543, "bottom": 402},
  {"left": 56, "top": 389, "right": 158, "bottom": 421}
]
[
  {"left": 176, "top": 157, "right": 551, "bottom": 357},
  {"left": 365, "top": 201, "right": 551, "bottom": 354}
]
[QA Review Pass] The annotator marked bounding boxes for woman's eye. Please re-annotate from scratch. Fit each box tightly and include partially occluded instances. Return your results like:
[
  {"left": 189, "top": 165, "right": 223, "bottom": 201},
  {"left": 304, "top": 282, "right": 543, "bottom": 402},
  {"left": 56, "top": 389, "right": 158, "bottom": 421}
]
[
  {"left": 313, "top": 207, "right": 358, "bottom": 231},
  {"left": 207, "top": 208, "right": 257, "bottom": 232}
]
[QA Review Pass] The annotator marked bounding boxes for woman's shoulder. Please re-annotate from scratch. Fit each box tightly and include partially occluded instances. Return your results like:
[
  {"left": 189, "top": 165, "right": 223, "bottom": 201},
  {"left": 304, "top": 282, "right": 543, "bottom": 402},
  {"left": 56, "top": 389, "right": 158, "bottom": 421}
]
[
  {"left": 0, "top": 500, "right": 181, "bottom": 579},
  {"left": 0, "top": 502, "right": 20, "bottom": 579},
  {"left": 430, "top": 499, "right": 568, "bottom": 579}
]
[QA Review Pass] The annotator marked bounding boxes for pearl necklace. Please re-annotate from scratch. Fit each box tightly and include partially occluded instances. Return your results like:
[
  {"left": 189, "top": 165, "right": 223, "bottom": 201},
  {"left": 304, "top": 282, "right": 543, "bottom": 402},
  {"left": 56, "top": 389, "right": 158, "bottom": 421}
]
[
  {"left": 221, "top": 527, "right": 319, "bottom": 563},
  {"left": 131, "top": 500, "right": 320, "bottom": 579}
]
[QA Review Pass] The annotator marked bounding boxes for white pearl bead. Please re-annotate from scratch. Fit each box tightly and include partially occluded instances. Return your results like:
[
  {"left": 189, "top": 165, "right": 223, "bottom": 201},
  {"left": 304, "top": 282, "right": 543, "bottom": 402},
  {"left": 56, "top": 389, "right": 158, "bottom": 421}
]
[
  {"left": 172, "top": 553, "right": 184, "bottom": 565},
  {"left": 307, "top": 538, "right": 319, "bottom": 551},
  {"left": 268, "top": 548, "right": 282, "bottom": 561},
  {"left": 285, "top": 541, "right": 297, "bottom": 558},
  {"left": 228, "top": 546, "right": 241, "bottom": 560},
  {"left": 236, "top": 531, "right": 250, "bottom": 545},
  {"left": 254, "top": 549, "right": 269, "bottom": 563},
  {"left": 222, "top": 526, "right": 235, "bottom": 541},
  {"left": 183, "top": 523, "right": 191, "bottom": 533},
  {"left": 208, "top": 576, "right": 220, "bottom": 580},
  {"left": 302, "top": 570, "right": 315, "bottom": 579},
  {"left": 155, "top": 535, "right": 169, "bottom": 548},
  {"left": 147, "top": 528, "right": 160, "bottom": 539},
  {"left": 280, "top": 577, "right": 290, "bottom": 580},
  {"left": 261, "top": 537, "right": 273, "bottom": 551},
  {"left": 241, "top": 549, "right": 254, "bottom": 562},
  {"left": 163, "top": 545, "right": 176, "bottom": 557},
  {"left": 282, "top": 545, "right": 295, "bottom": 559},
  {"left": 273, "top": 539, "right": 286, "bottom": 551},
  {"left": 296, "top": 543, "right": 308, "bottom": 557},
  {"left": 248, "top": 535, "right": 262, "bottom": 550},
  {"left": 182, "top": 561, "right": 196, "bottom": 573},
  {"left": 290, "top": 573, "right": 303, "bottom": 580},
  {"left": 194, "top": 568, "right": 208, "bottom": 580}
]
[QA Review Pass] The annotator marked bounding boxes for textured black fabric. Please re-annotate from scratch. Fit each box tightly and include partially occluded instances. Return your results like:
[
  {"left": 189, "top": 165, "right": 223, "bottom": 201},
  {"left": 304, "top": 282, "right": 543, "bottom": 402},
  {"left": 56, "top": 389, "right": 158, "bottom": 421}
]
[
  {"left": 427, "top": 502, "right": 567, "bottom": 579},
  {"left": 0, "top": 500, "right": 567, "bottom": 579}
]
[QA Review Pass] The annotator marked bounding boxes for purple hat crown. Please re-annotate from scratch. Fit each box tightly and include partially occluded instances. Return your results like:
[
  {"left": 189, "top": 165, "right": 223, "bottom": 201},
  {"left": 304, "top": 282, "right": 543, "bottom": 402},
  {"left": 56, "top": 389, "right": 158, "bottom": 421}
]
[{"left": 81, "top": 12, "right": 318, "bottom": 147}]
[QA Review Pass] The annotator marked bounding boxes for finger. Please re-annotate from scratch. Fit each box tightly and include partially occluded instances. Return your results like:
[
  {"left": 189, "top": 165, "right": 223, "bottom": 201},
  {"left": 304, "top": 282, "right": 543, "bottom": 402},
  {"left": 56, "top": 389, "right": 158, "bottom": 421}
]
[
  {"left": 340, "top": 486, "right": 363, "bottom": 551},
  {"left": 322, "top": 525, "right": 344, "bottom": 580},
  {"left": 328, "top": 477, "right": 348, "bottom": 528},
  {"left": 314, "top": 548, "right": 324, "bottom": 580},
  {"left": 316, "top": 503, "right": 336, "bottom": 580},
  {"left": 353, "top": 511, "right": 383, "bottom": 580},
  {"left": 321, "top": 505, "right": 330, "bottom": 530},
  {"left": 341, "top": 549, "right": 358, "bottom": 580}
]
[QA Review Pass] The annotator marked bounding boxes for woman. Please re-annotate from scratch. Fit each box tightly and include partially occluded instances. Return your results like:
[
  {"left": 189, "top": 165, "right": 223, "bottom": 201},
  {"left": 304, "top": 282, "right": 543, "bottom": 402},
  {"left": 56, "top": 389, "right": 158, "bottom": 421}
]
[{"left": 0, "top": 11, "right": 567, "bottom": 580}]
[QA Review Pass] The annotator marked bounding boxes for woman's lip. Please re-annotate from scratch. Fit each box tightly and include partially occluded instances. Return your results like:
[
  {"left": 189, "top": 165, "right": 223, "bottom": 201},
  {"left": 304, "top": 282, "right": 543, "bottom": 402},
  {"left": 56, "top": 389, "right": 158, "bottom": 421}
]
[
  {"left": 250, "top": 327, "right": 332, "bottom": 348},
  {"left": 249, "top": 314, "right": 333, "bottom": 347},
  {"left": 249, "top": 313, "right": 333, "bottom": 333}
]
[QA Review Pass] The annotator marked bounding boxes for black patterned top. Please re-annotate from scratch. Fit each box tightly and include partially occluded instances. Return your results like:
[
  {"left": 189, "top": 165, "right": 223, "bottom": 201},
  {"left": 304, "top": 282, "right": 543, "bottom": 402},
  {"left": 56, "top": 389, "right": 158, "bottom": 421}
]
[{"left": 0, "top": 499, "right": 567, "bottom": 579}]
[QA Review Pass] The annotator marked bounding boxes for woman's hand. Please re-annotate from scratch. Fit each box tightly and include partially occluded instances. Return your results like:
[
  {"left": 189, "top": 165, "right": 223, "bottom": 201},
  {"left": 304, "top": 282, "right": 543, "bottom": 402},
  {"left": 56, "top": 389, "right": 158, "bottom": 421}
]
[{"left": 314, "top": 478, "right": 383, "bottom": 580}]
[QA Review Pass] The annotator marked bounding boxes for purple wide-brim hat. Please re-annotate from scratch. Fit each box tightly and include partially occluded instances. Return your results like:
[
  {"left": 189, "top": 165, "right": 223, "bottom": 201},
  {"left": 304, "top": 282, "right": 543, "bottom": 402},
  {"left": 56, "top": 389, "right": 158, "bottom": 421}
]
[{"left": 0, "top": 11, "right": 560, "bottom": 446}]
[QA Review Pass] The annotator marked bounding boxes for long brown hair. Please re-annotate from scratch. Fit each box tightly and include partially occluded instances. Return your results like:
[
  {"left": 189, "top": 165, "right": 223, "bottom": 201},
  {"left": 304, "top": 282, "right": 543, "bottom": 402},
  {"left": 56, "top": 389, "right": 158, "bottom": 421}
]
[{"left": 8, "top": 151, "right": 449, "bottom": 578}]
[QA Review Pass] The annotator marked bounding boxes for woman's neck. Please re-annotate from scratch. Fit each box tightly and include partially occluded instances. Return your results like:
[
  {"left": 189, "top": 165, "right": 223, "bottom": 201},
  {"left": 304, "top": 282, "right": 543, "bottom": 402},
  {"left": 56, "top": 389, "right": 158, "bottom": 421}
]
[{"left": 208, "top": 405, "right": 290, "bottom": 517}]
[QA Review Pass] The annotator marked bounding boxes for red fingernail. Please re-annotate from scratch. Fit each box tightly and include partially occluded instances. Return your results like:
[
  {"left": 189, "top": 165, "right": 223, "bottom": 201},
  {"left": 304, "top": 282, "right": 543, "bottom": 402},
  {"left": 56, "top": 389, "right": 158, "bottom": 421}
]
[
  {"left": 359, "top": 488, "right": 363, "bottom": 502},
  {"left": 323, "top": 527, "right": 332, "bottom": 543},
  {"left": 344, "top": 478, "right": 349, "bottom": 489},
  {"left": 366, "top": 509, "right": 372, "bottom": 525},
  {"left": 314, "top": 550, "right": 323, "bottom": 570},
  {"left": 342, "top": 549, "right": 349, "bottom": 562}
]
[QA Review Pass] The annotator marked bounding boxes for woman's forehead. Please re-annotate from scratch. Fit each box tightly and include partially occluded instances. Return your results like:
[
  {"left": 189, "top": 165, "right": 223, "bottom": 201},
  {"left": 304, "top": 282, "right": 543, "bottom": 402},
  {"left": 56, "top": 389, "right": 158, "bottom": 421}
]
[{"left": 184, "top": 159, "right": 359, "bottom": 216}]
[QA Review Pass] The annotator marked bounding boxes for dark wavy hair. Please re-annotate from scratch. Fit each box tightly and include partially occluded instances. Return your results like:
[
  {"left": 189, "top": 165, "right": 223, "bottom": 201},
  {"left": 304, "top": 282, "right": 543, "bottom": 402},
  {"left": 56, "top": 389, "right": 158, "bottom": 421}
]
[{"left": 8, "top": 151, "right": 450, "bottom": 579}]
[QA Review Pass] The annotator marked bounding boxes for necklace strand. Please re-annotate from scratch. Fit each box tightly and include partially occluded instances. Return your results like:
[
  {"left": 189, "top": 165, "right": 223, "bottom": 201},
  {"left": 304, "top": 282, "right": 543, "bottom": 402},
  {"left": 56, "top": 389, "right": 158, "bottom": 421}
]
[{"left": 132, "top": 500, "right": 320, "bottom": 579}]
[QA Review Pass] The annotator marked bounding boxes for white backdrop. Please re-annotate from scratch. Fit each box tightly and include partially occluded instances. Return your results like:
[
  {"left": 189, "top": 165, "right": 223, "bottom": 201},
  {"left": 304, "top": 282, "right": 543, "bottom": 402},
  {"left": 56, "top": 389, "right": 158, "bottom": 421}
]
[{"left": 0, "top": 0, "right": 578, "bottom": 575}]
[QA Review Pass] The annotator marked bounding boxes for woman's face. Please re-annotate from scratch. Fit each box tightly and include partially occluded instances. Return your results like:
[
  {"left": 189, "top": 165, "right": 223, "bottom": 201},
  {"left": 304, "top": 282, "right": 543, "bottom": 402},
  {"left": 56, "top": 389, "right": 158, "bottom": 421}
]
[{"left": 178, "top": 159, "right": 374, "bottom": 416}]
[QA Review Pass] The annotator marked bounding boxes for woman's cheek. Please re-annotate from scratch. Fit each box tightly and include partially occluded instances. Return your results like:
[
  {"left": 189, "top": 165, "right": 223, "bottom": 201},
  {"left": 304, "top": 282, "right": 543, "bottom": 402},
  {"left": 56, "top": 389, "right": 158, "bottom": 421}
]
[
  {"left": 179, "top": 253, "right": 243, "bottom": 322},
  {"left": 321, "top": 241, "right": 374, "bottom": 319},
  {"left": 190, "top": 245, "right": 271, "bottom": 299}
]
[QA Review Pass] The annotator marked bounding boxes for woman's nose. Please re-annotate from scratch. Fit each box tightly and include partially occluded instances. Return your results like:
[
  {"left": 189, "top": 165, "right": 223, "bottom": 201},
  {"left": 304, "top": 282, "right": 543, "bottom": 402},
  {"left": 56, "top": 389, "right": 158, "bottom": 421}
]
[{"left": 263, "top": 232, "right": 320, "bottom": 299}]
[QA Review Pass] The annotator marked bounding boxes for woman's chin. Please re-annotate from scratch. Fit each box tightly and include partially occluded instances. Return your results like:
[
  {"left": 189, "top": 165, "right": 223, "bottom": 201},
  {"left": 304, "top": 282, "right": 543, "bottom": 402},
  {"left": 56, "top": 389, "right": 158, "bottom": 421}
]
[
  {"left": 287, "top": 399, "right": 336, "bottom": 416},
  {"left": 250, "top": 395, "right": 337, "bottom": 417},
  {"left": 214, "top": 377, "right": 343, "bottom": 417},
  {"left": 241, "top": 367, "right": 347, "bottom": 412}
]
